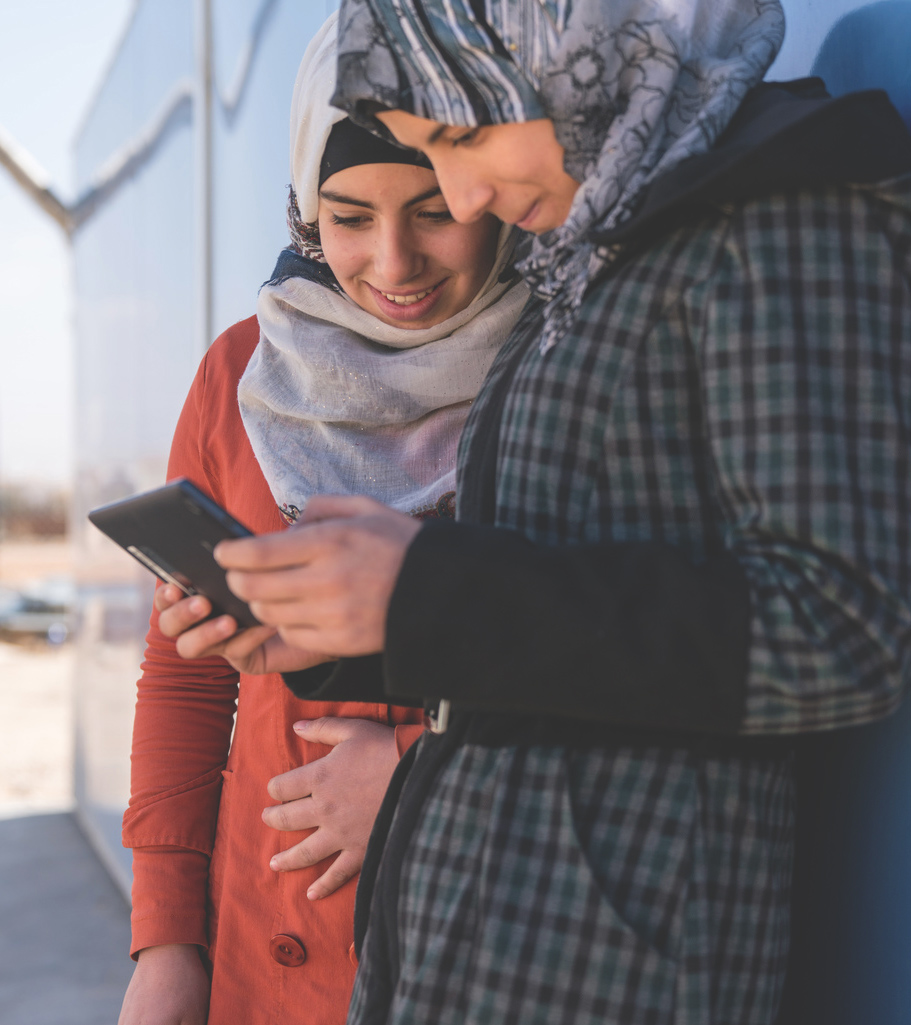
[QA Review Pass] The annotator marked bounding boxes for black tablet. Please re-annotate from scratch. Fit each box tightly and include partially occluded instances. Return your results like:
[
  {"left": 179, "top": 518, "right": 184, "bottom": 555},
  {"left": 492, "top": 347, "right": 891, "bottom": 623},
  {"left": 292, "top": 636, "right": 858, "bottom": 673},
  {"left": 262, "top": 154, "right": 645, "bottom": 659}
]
[{"left": 88, "top": 478, "right": 260, "bottom": 628}]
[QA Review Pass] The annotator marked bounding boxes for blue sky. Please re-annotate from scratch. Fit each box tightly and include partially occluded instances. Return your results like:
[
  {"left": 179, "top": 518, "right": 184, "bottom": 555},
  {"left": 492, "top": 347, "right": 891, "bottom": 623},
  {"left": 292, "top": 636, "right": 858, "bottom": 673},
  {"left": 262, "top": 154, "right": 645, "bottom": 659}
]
[{"left": 0, "top": 0, "right": 132, "bottom": 487}]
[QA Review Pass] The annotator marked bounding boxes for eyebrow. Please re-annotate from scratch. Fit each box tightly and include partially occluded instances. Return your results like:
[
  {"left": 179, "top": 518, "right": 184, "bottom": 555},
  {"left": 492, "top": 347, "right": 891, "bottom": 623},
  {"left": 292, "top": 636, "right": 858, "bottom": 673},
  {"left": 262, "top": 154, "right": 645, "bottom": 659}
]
[
  {"left": 405, "top": 185, "right": 443, "bottom": 207},
  {"left": 318, "top": 185, "right": 443, "bottom": 209},
  {"left": 318, "top": 189, "right": 377, "bottom": 210}
]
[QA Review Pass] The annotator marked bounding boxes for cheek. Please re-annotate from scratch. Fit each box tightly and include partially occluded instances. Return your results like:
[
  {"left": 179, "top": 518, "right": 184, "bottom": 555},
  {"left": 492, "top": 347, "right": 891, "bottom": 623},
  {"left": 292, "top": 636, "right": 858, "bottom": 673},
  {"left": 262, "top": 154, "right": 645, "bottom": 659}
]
[
  {"left": 317, "top": 221, "right": 361, "bottom": 283},
  {"left": 442, "top": 219, "right": 499, "bottom": 281}
]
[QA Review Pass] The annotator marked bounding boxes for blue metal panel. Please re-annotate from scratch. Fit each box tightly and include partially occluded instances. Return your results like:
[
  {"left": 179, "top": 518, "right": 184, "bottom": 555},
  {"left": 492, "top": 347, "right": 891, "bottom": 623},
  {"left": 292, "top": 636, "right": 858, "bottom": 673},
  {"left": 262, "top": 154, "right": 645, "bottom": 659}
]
[
  {"left": 811, "top": 0, "right": 911, "bottom": 123},
  {"left": 72, "top": 0, "right": 197, "bottom": 891},
  {"left": 210, "top": 0, "right": 338, "bottom": 333},
  {"left": 76, "top": 0, "right": 195, "bottom": 187},
  {"left": 777, "top": 6, "right": 911, "bottom": 1022}
]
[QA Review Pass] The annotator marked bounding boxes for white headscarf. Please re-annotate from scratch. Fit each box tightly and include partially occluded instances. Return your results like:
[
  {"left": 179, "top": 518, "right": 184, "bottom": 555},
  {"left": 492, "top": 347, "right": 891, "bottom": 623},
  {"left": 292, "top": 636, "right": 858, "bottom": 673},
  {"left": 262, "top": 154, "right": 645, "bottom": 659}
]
[
  {"left": 289, "top": 13, "right": 347, "bottom": 224},
  {"left": 238, "top": 11, "right": 528, "bottom": 523}
]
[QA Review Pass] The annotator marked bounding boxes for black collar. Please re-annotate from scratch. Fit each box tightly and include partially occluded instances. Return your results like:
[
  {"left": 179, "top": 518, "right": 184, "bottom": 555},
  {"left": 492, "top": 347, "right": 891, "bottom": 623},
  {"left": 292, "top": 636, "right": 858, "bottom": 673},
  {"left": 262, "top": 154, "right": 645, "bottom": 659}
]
[
  {"left": 264, "top": 248, "right": 343, "bottom": 292},
  {"left": 593, "top": 78, "right": 911, "bottom": 248}
]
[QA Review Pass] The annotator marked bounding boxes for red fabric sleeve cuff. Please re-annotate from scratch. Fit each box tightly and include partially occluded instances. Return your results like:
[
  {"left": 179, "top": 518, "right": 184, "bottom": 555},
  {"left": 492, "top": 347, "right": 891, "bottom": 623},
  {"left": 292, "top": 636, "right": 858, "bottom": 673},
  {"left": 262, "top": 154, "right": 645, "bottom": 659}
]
[{"left": 129, "top": 848, "right": 210, "bottom": 959}]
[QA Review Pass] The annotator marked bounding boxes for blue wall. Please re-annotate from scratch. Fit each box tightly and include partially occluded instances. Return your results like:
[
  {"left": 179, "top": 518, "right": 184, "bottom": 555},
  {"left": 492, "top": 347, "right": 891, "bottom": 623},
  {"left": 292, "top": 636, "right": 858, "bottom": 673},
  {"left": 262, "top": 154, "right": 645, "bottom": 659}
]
[{"left": 777, "top": 5, "right": 911, "bottom": 1024}]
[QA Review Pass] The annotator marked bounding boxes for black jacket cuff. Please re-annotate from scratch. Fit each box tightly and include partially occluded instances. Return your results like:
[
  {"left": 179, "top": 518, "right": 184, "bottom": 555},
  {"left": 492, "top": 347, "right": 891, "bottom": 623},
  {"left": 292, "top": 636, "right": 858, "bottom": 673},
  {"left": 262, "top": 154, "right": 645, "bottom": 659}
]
[
  {"left": 283, "top": 655, "right": 420, "bottom": 706},
  {"left": 384, "top": 520, "right": 751, "bottom": 734}
]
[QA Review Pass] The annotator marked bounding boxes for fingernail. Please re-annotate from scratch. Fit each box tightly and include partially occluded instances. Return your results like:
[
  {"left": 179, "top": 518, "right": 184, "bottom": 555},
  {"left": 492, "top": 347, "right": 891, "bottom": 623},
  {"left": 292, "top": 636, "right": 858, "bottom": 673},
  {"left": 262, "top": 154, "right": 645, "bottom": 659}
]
[
  {"left": 189, "top": 596, "right": 207, "bottom": 614},
  {"left": 292, "top": 721, "right": 310, "bottom": 733},
  {"left": 307, "top": 887, "right": 320, "bottom": 901},
  {"left": 270, "top": 857, "right": 280, "bottom": 871}
]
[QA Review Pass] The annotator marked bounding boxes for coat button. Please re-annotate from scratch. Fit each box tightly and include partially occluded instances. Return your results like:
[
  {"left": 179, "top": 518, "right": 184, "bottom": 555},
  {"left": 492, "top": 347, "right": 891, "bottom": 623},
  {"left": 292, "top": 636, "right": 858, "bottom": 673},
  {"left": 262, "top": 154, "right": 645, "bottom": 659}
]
[{"left": 269, "top": 933, "right": 306, "bottom": 967}]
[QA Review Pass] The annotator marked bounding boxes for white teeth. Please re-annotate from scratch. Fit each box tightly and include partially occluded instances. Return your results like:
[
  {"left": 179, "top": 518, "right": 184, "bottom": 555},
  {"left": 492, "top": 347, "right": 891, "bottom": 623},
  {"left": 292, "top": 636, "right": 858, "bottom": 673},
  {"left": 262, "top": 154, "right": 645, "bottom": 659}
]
[{"left": 382, "top": 288, "right": 431, "bottom": 305}]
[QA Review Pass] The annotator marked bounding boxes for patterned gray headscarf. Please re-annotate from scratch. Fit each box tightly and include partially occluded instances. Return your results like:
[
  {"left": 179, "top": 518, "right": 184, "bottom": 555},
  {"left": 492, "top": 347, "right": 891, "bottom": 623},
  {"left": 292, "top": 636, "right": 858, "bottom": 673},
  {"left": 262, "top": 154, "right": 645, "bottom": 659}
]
[{"left": 334, "top": 0, "right": 785, "bottom": 350}]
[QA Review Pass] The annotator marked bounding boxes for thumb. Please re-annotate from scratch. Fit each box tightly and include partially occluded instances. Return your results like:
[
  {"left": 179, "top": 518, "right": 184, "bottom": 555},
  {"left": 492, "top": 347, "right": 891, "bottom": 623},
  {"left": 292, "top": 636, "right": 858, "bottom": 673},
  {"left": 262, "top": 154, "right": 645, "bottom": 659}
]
[
  {"left": 300, "top": 494, "right": 385, "bottom": 524},
  {"left": 293, "top": 716, "right": 356, "bottom": 747}
]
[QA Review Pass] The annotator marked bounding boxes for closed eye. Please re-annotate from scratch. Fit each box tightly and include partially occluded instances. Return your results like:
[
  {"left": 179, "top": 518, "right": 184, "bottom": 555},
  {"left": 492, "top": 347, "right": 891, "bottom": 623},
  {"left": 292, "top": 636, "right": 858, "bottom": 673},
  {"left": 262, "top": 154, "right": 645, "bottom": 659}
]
[
  {"left": 330, "top": 213, "right": 369, "bottom": 227},
  {"left": 419, "top": 209, "right": 454, "bottom": 223},
  {"left": 451, "top": 127, "right": 480, "bottom": 147}
]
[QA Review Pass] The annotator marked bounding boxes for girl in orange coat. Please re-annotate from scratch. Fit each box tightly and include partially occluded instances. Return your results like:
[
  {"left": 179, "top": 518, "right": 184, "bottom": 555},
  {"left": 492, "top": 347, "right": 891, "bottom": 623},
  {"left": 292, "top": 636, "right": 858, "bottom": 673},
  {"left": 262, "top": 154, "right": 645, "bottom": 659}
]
[{"left": 116, "top": 13, "right": 527, "bottom": 1025}]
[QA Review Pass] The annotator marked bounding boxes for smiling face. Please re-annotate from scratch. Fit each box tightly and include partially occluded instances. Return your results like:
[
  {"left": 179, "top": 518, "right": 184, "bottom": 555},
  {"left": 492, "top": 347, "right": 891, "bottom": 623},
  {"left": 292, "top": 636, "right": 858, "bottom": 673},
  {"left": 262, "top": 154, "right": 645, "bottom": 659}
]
[
  {"left": 317, "top": 163, "right": 500, "bottom": 329},
  {"left": 376, "top": 111, "right": 581, "bottom": 234}
]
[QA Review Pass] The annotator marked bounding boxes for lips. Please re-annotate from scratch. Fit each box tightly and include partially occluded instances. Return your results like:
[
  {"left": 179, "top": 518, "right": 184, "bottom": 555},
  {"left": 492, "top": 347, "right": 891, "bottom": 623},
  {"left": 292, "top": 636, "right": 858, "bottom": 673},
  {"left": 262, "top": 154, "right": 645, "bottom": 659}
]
[
  {"left": 515, "top": 201, "right": 541, "bottom": 232},
  {"left": 366, "top": 280, "right": 447, "bottom": 324}
]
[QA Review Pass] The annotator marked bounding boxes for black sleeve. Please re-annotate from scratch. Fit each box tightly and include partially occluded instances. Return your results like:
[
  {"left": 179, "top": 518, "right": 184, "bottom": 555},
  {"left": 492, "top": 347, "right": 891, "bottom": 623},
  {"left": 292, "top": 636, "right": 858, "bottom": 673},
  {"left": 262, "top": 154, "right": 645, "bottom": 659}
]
[
  {"left": 383, "top": 519, "right": 751, "bottom": 734},
  {"left": 283, "top": 655, "right": 421, "bottom": 708}
]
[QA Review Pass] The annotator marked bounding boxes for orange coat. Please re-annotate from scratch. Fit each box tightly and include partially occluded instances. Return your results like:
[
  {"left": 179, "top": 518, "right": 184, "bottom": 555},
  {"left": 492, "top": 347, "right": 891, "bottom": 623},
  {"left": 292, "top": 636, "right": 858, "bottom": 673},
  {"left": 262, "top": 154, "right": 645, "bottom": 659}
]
[{"left": 122, "top": 316, "right": 424, "bottom": 1025}]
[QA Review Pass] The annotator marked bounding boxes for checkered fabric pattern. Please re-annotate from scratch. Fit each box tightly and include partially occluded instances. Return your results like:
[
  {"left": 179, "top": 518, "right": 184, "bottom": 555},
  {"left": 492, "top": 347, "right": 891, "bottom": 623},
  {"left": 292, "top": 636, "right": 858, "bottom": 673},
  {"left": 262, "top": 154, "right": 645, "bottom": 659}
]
[
  {"left": 350, "top": 743, "right": 792, "bottom": 1025},
  {"left": 348, "top": 179, "right": 911, "bottom": 1024}
]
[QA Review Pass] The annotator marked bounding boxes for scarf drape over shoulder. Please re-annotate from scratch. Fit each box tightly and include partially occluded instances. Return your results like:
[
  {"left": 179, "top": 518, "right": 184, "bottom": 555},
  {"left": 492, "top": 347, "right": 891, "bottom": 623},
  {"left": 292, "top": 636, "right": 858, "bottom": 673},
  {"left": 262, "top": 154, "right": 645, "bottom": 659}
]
[
  {"left": 333, "top": 0, "right": 785, "bottom": 350},
  {"left": 240, "top": 11, "right": 528, "bottom": 523}
]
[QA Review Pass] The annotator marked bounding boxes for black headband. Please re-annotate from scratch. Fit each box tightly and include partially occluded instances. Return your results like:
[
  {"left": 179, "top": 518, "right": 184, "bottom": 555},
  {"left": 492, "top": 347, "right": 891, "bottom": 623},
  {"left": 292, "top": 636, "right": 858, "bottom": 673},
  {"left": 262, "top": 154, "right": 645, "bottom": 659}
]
[{"left": 318, "top": 117, "right": 432, "bottom": 188}]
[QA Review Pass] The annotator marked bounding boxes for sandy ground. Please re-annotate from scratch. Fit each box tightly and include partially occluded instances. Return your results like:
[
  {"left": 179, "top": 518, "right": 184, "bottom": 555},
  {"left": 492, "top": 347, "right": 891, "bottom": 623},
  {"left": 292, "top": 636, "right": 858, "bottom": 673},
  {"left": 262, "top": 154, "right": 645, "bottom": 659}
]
[
  {"left": 0, "top": 641, "right": 74, "bottom": 815},
  {"left": 0, "top": 538, "right": 74, "bottom": 809},
  {"left": 0, "top": 539, "right": 75, "bottom": 813}
]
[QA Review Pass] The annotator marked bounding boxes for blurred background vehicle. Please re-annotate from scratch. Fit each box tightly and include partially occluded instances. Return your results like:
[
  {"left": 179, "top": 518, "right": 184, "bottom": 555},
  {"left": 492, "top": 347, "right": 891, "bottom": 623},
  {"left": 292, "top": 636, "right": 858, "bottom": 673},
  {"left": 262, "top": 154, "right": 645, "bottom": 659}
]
[{"left": 0, "top": 577, "right": 73, "bottom": 644}]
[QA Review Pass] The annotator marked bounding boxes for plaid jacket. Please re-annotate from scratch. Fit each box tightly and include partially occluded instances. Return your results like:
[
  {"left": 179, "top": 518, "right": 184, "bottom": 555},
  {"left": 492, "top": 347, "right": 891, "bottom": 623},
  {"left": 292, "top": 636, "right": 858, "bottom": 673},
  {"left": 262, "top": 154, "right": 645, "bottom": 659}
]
[{"left": 350, "top": 115, "right": 911, "bottom": 1023}]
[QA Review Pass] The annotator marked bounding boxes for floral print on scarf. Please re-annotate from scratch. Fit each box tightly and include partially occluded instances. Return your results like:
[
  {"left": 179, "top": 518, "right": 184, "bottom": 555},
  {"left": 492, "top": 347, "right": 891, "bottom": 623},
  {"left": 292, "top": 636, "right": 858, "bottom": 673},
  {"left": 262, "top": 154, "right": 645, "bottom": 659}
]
[{"left": 333, "top": 0, "right": 785, "bottom": 350}]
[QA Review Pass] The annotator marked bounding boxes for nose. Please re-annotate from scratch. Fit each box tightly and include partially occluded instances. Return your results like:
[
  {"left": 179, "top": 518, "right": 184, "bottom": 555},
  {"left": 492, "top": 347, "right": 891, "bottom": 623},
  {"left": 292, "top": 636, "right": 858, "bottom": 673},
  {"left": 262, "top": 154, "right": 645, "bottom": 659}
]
[
  {"left": 374, "top": 220, "right": 423, "bottom": 286},
  {"left": 434, "top": 164, "right": 495, "bottom": 224}
]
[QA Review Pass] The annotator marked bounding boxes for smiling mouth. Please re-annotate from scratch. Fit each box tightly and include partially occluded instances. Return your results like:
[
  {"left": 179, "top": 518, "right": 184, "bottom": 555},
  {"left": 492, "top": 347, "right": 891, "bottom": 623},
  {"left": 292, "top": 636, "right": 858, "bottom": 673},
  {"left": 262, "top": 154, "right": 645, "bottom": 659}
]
[
  {"left": 515, "top": 202, "right": 540, "bottom": 231},
  {"left": 380, "top": 288, "right": 434, "bottom": 305},
  {"left": 367, "top": 279, "right": 447, "bottom": 319}
]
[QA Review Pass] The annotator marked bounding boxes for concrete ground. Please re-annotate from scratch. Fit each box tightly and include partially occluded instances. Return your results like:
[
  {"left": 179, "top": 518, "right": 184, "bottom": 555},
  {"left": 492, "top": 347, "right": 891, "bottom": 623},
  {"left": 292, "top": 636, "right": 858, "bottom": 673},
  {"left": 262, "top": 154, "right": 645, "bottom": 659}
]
[{"left": 0, "top": 639, "right": 134, "bottom": 1024}]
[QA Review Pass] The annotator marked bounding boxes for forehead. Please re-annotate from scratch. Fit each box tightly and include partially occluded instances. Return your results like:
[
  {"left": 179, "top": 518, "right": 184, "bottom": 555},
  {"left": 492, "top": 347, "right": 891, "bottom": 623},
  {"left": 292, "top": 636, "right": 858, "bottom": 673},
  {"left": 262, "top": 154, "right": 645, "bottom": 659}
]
[{"left": 318, "top": 162, "right": 440, "bottom": 202}]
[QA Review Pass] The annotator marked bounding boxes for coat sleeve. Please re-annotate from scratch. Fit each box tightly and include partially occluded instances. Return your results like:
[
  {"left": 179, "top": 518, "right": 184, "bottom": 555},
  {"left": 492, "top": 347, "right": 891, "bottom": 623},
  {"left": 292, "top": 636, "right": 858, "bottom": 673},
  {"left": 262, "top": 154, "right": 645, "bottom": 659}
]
[
  {"left": 122, "top": 350, "right": 240, "bottom": 957},
  {"left": 698, "top": 181, "right": 911, "bottom": 734},
  {"left": 380, "top": 182, "right": 911, "bottom": 737}
]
